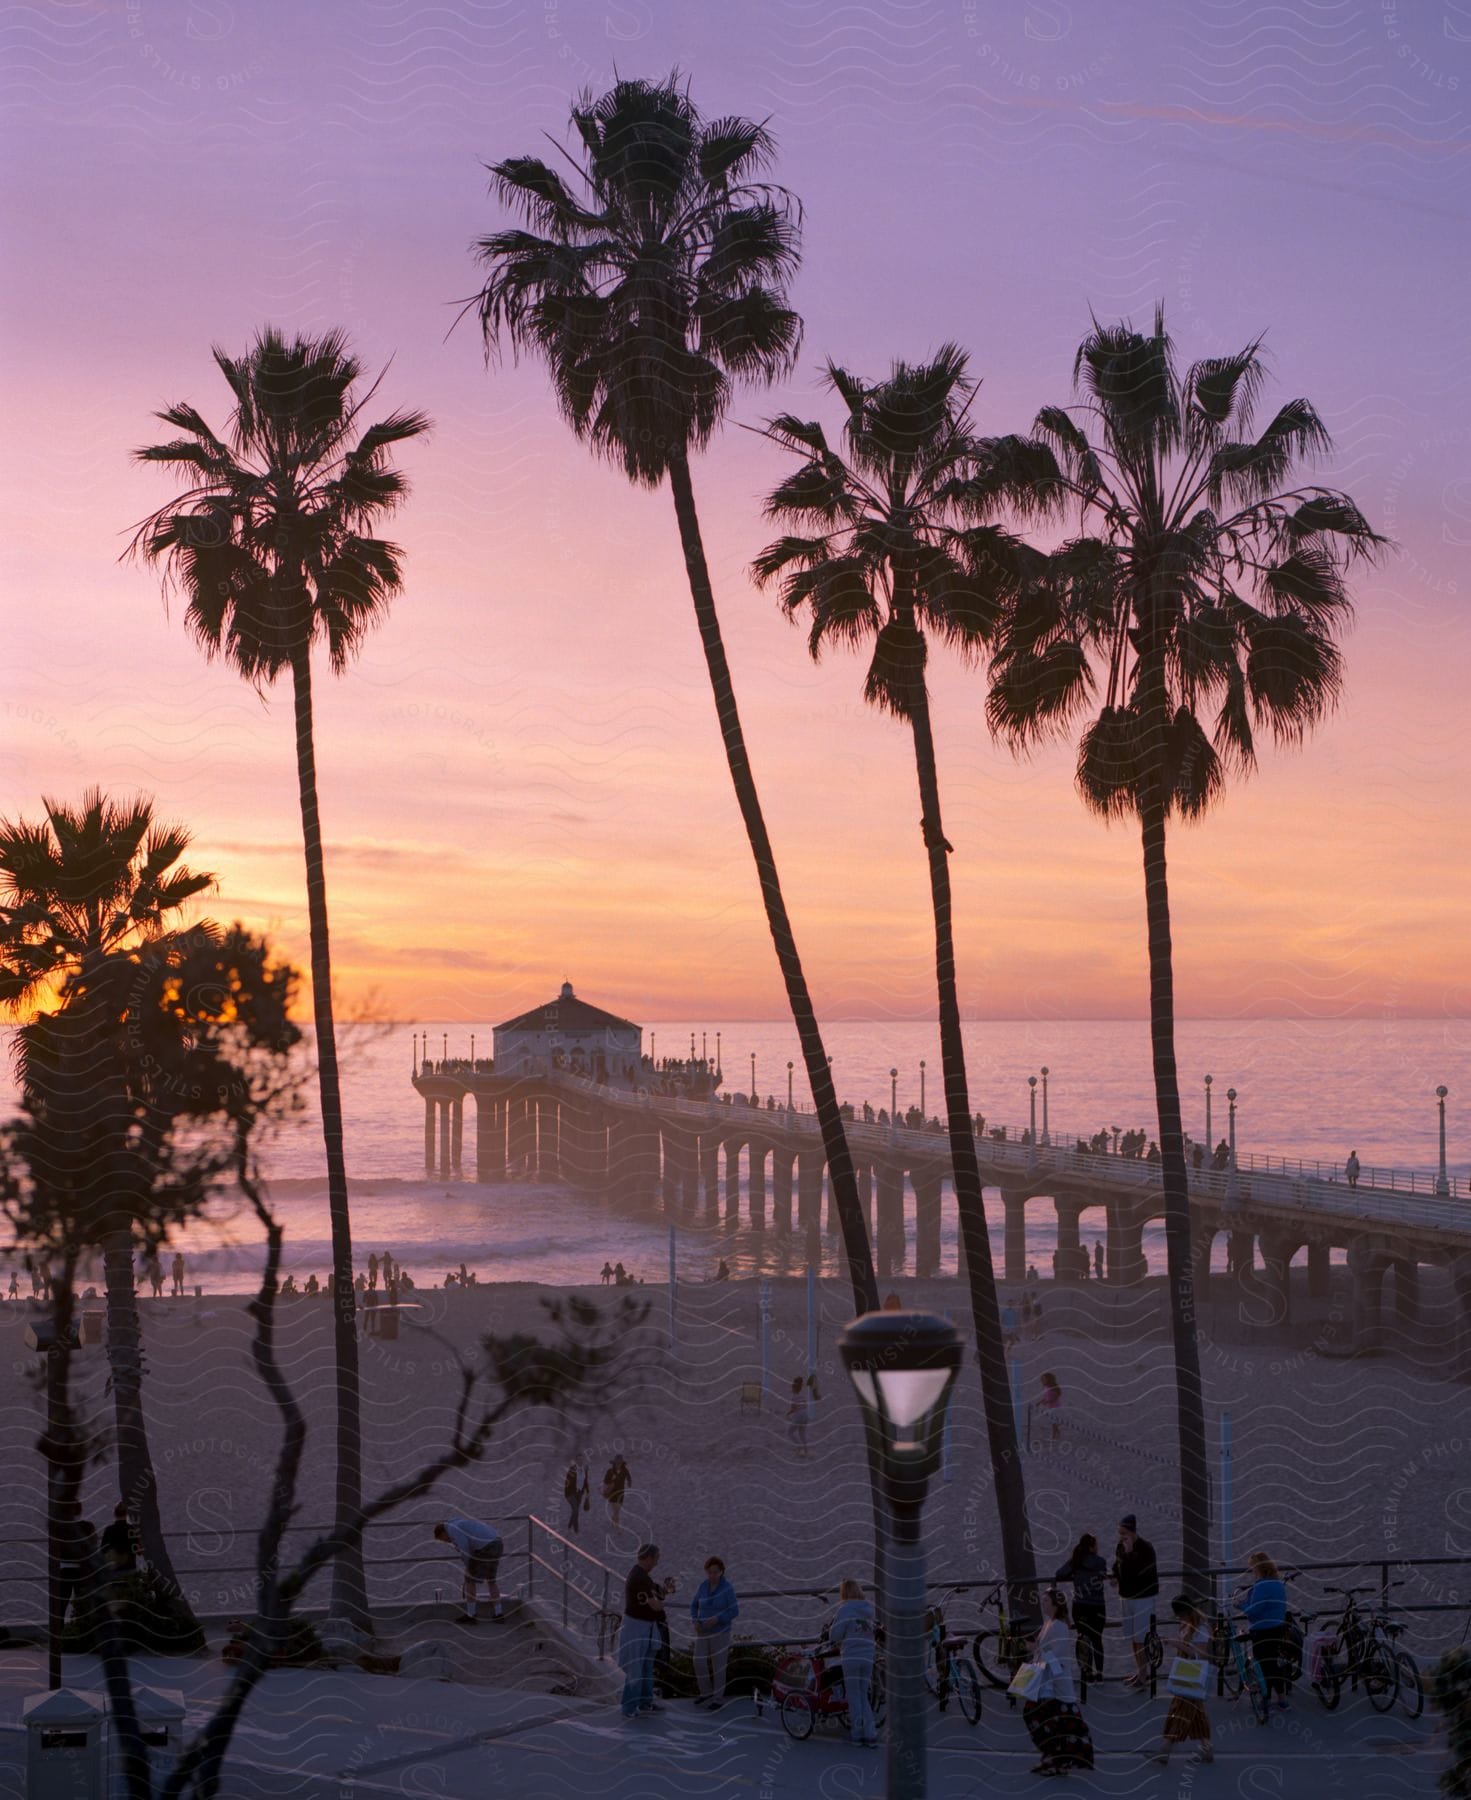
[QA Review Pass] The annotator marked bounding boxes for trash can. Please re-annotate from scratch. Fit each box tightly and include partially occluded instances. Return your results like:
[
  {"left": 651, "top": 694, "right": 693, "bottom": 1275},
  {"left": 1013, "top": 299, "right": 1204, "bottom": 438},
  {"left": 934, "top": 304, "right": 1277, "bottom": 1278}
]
[
  {"left": 378, "top": 1306, "right": 400, "bottom": 1342},
  {"left": 24, "top": 1687, "right": 106, "bottom": 1800},
  {"left": 110, "top": 1684, "right": 186, "bottom": 1797},
  {"left": 80, "top": 1308, "right": 104, "bottom": 1345}
]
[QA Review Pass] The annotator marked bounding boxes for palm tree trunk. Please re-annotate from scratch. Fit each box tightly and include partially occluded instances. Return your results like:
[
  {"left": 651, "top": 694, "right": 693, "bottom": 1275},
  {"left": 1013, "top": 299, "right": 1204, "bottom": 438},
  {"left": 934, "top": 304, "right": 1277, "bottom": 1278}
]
[
  {"left": 102, "top": 1229, "right": 200, "bottom": 1634},
  {"left": 289, "top": 644, "right": 369, "bottom": 1629},
  {"left": 1138, "top": 780, "right": 1212, "bottom": 1592},
  {"left": 667, "top": 450, "right": 877, "bottom": 1314},
  {"left": 907, "top": 683, "right": 1038, "bottom": 1620}
]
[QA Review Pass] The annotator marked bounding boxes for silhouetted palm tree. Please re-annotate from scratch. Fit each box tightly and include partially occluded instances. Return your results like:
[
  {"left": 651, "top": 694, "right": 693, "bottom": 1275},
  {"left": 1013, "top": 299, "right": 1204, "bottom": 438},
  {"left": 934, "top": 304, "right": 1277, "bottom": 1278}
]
[
  {"left": 755, "top": 345, "right": 1042, "bottom": 1607},
  {"left": 0, "top": 791, "right": 212, "bottom": 1622},
  {"left": 133, "top": 328, "right": 429, "bottom": 1624},
  {"left": 972, "top": 310, "right": 1383, "bottom": 1588},
  {"left": 471, "top": 76, "right": 878, "bottom": 1314}
]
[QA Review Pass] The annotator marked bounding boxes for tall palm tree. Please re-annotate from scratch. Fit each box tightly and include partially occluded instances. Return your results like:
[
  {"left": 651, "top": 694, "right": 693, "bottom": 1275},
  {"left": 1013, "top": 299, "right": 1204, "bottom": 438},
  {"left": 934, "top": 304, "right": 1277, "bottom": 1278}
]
[
  {"left": 132, "top": 328, "right": 429, "bottom": 1625},
  {"left": 972, "top": 310, "right": 1383, "bottom": 1589},
  {"left": 0, "top": 791, "right": 213, "bottom": 1621},
  {"left": 754, "top": 345, "right": 1040, "bottom": 1608},
  {"left": 470, "top": 77, "right": 879, "bottom": 1316}
]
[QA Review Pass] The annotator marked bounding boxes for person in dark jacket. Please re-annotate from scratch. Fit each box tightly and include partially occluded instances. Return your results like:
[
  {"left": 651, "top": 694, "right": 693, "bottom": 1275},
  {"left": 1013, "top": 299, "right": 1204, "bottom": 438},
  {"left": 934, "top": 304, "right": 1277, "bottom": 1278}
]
[
  {"left": 619, "top": 1544, "right": 666, "bottom": 1719},
  {"left": 1112, "top": 1515, "right": 1160, "bottom": 1687},
  {"left": 1055, "top": 1532, "right": 1108, "bottom": 1680}
]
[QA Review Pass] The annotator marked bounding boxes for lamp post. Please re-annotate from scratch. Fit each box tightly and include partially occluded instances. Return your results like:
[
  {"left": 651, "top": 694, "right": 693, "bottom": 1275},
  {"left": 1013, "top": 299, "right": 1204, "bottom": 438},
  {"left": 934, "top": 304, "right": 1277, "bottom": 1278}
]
[
  {"left": 891, "top": 1068, "right": 898, "bottom": 1130},
  {"left": 441, "top": 1031, "right": 447, "bottom": 1066},
  {"left": 651, "top": 1031, "right": 656, "bottom": 1066},
  {"left": 840, "top": 1310, "right": 962, "bottom": 1800},
  {"left": 1226, "top": 1088, "right": 1239, "bottom": 1206},
  {"left": 702, "top": 1031, "right": 707, "bottom": 1064},
  {"left": 1028, "top": 1075, "right": 1037, "bottom": 1146},
  {"left": 470, "top": 1033, "right": 475, "bottom": 1069},
  {"left": 920, "top": 1060, "right": 926, "bottom": 1119},
  {"left": 1436, "top": 1086, "right": 1450, "bottom": 1198},
  {"left": 716, "top": 1031, "right": 722, "bottom": 1081},
  {"left": 787, "top": 1060, "right": 794, "bottom": 1110},
  {"left": 1204, "top": 1074, "right": 1213, "bottom": 1155},
  {"left": 1040, "top": 1066, "right": 1050, "bottom": 1145},
  {"left": 750, "top": 1051, "right": 758, "bottom": 1106},
  {"left": 412, "top": 1031, "right": 418, "bottom": 1073}
]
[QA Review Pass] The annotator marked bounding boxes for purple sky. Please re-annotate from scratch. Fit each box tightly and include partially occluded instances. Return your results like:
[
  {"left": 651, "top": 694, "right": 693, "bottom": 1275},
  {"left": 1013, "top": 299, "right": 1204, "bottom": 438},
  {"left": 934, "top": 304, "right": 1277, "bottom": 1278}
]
[{"left": 3, "top": 0, "right": 1468, "bottom": 1023}]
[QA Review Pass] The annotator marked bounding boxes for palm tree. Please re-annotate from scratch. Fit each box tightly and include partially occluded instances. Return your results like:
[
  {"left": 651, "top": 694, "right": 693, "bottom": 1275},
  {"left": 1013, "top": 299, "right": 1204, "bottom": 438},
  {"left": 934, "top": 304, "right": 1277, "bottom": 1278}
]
[
  {"left": 132, "top": 328, "right": 429, "bottom": 1625},
  {"left": 0, "top": 791, "right": 213, "bottom": 1621},
  {"left": 972, "top": 310, "right": 1383, "bottom": 1589},
  {"left": 753, "top": 346, "right": 1040, "bottom": 1608},
  {"left": 470, "top": 77, "right": 878, "bottom": 1316}
]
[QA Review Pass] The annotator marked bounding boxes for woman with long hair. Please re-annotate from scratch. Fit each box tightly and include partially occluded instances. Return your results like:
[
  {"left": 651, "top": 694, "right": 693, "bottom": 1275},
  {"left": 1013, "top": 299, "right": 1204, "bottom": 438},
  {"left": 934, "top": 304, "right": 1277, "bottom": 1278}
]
[
  {"left": 1023, "top": 1589, "right": 1095, "bottom": 1776},
  {"left": 1054, "top": 1533, "right": 1108, "bottom": 1682}
]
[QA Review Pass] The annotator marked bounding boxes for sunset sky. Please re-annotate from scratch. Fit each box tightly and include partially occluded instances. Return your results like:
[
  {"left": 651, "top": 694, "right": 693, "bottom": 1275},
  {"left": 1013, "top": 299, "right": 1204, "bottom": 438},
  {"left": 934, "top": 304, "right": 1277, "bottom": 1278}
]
[{"left": 3, "top": 0, "right": 1468, "bottom": 1026}]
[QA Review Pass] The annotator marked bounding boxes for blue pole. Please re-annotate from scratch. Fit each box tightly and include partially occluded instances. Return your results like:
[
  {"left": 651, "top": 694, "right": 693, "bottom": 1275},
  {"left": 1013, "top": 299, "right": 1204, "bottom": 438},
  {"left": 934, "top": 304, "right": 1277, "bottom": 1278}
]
[
  {"left": 1010, "top": 1355, "right": 1024, "bottom": 1449},
  {"left": 668, "top": 1225, "right": 676, "bottom": 1351},
  {"left": 1220, "top": 1410, "right": 1233, "bottom": 1606},
  {"left": 760, "top": 1279, "right": 771, "bottom": 1404},
  {"left": 806, "top": 1263, "right": 817, "bottom": 1375}
]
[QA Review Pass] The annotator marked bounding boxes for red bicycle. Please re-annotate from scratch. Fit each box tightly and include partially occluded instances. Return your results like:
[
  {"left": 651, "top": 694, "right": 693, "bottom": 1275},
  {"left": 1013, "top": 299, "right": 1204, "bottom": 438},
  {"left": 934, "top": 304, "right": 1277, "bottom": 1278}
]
[{"left": 770, "top": 1640, "right": 888, "bottom": 1740}]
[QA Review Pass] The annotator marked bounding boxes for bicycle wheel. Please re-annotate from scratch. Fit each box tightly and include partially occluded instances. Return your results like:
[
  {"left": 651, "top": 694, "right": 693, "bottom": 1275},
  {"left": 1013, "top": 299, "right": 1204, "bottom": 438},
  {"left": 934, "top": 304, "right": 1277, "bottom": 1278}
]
[
  {"left": 1244, "top": 1657, "right": 1271, "bottom": 1725},
  {"left": 1146, "top": 1630, "right": 1165, "bottom": 1674},
  {"left": 1311, "top": 1664, "right": 1341, "bottom": 1711},
  {"left": 952, "top": 1661, "right": 983, "bottom": 1725},
  {"left": 970, "top": 1631, "right": 1014, "bottom": 1690},
  {"left": 924, "top": 1656, "right": 942, "bottom": 1700},
  {"left": 1220, "top": 1654, "right": 1243, "bottom": 1699},
  {"left": 780, "top": 1693, "right": 814, "bottom": 1741},
  {"left": 1394, "top": 1650, "right": 1423, "bottom": 1720},
  {"left": 1364, "top": 1644, "right": 1398, "bottom": 1713}
]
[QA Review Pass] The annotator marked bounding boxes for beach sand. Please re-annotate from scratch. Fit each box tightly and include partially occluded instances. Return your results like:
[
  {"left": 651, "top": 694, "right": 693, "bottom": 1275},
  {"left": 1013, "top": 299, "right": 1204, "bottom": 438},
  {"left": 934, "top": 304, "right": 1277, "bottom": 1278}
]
[{"left": 1, "top": 1271, "right": 1464, "bottom": 1655}]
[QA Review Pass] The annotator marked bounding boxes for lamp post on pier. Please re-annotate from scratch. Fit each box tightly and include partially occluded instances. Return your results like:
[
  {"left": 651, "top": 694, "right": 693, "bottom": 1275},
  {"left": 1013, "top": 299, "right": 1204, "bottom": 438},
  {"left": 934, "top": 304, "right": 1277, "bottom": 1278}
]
[
  {"left": 716, "top": 1031, "right": 722, "bottom": 1082},
  {"left": 920, "top": 1060, "right": 926, "bottom": 1119},
  {"left": 651, "top": 1031, "right": 656, "bottom": 1066},
  {"left": 787, "top": 1061, "right": 794, "bottom": 1110},
  {"left": 1435, "top": 1086, "right": 1450, "bottom": 1198},
  {"left": 1226, "top": 1088, "right": 1239, "bottom": 1206},
  {"left": 441, "top": 1032, "right": 447, "bottom": 1066},
  {"left": 1028, "top": 1075, "right": 1037, "bottom": 1146},
  {"left": 750, "top": 1052, "right": 758, "bottom": 1106},
  {"left": 1204, "top": 1074, "right": 1213, "bottom": 1155},
  {"left": 890, "top": 1068, "right": 898, "bottom": 1131},
  {"left": 1040, "top": 1066, "right": 1050, "bottom": 1145},
  {"left": 412, "top": 1031, "right": 417, "bottom": 1073},
  {"left": 470, "top": 1033, "right": 475, "bottom": 1069}
]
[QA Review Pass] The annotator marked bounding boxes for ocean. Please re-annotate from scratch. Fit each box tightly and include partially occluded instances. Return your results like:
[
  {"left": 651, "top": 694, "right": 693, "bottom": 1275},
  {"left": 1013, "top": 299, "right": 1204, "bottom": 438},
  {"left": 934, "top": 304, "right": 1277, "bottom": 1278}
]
[{"left": 24, "top": 1016, "right": 1463, "bottom": 1297}]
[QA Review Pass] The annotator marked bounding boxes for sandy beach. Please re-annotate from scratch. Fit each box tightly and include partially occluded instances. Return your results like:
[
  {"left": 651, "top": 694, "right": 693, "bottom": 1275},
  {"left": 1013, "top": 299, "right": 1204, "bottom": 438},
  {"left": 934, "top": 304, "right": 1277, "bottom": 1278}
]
[{"left": 3, "top": 1266, "right": 1465, "bottom": 1660}]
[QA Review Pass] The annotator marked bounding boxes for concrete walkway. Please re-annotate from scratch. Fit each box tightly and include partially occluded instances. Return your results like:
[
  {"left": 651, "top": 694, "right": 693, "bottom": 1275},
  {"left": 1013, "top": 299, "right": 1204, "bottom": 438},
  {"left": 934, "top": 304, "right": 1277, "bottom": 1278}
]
[{"left": 0, "top": 1646, "right": 1443, "bottom": 1798}]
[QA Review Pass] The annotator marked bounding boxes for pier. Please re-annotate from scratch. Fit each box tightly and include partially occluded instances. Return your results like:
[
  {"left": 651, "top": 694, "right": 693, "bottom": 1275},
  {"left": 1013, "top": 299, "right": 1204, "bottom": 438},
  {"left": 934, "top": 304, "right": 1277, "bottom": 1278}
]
[{"left": 411, "top": 1063, "right": 1471, "bottom": 1369}]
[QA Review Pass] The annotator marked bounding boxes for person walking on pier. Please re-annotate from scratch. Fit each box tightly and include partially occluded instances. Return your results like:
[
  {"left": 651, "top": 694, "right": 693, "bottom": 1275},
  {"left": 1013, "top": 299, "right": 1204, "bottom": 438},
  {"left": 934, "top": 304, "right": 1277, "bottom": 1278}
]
[
  {"left": 1345, "top": 1151, "right": 1360, "bottom": 1190},
  {"left": 564, "top": 1457, "right": 589, "bottom": 1535},
  {"left": 603, "top": 1453, "right": 632, "bottom": 1529},
  {"left": 368, "top": 1252, "right": 379, "bottom": 1291}
]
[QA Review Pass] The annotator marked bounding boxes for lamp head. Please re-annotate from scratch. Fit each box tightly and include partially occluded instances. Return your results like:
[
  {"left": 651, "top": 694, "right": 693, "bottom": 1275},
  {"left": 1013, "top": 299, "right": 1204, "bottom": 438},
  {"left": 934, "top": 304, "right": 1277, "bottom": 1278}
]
[
  {"left": 1437, "top": 1085, "right": 1449, "bottom": 1099},
  {"left": 840, "top": 1310, "right": 961, "bottom": 1505}
]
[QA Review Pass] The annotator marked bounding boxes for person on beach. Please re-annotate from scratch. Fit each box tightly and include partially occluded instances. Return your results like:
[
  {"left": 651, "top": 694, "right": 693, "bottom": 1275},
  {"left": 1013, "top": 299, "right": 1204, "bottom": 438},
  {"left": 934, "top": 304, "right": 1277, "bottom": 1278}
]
[
  {"left": 171, "top": 1252, "right": 185, "bottom": 1297},
  {"left": 1240, "top": 1550, "right": 1291, "bottom": 1705},
  {"left": 613, "top": 1261, "right": 627, "bottom": 1286},
  {"left": 368, "top": 1252, "right": 379, "bottom": 1290},
  {"left": 1112, "top": 1515, "right": 1160, "bottom": 1687},
  {"left": 382, "top": 1250, "right": 394, "bottom": 1286},
  {"left": 433, "top": 1518, "right": 504, "bottom": 1624},
  {"left": 1093, "top": 1240, "right": 1104, "bottom": 1281},
  {"left": 1022, "top": 1589, "right": 1094, "bottom": 1774},
  {"left": 1001, "top": 1298, "right": 1019, "bottom": 1351},
  {"left": 602, "top": 1454, "right": 631, "bottom": 1528},
  {"left": 1055, "top": 1533, "right": 1108, "bottom": 1681},
  {"left": 1345, "top": 1151, "right": 1360, "bottom": 1189},
  {"left": 786, "top": 1375, "right": 811, "bottom": 1456},
  {"left": 1037, "top": 1372, "right": 1063, "bottom": 1446},
  {"left": 828, "top": 1577, "right": 879, "bottom": 1747},
  {"left": 5, "top": 1272, "right": 15, "bottom": 1301},
  {"left": 564, "top": 1458, "right": 589, "bottom": 1535},
  {"left": 1152, "top": 1595, "right": 1213, "bottom": 1764},
  {"left": 689, "top": 1555, "right": 739, "bottom": 1710},
  {"left": 305, "top": 1273, "right": 320, "bottom": 1296},
  {"left": 600, "top": 1262, "right": 614, "bottom": 1286},
  {"left": 619, "top": 1544, "right": 666, "bottom": 1719}
]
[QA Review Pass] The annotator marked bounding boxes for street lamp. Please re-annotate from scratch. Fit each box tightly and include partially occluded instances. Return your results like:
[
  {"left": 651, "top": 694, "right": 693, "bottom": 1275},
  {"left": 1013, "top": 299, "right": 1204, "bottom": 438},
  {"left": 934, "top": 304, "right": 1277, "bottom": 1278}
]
[
  {"left": 470, "top": 1033, "right": 475, "bottom": 1069},
  {"left": 28, "top": 1316, "right": 82, "bottom": 1690},
  {"left": 651, "top": 1031, "right": 656, "bottom": 1066},
  {"left": 1040, "top": 1066, "right": 1050, "bottom": 1145},
  {"left": 920, "top": 1060, "right": 927, "bottom": 1118},
  {"left": 1204, "top": 1074, "right": 1213, "bottom": 1154},
  {"left": 787, "top": 1060, "right": 794, "bottom": 1110},
  {"left": 441, "top": 1032, "right": 447, "bottom": 1065},
  {"left": 412, "top": 1031, "right": 418, "bottom": 1073},
  {"left": 750, "top": 1051, "right": 758, "bottom": 1106},
  {"left": 891, "top": 1067, "right": 899, "bottom": 1129},
  {"left": 716, "top": 1031, "right": 722, "bottom": 1080},
  {"left": 1226, "top": 1087, "right": 1239, "bottom": 1206},
  {"left": 840, "top": 1310, "right": 962, "bottom": 1800},
  {"left": 1028, "top": 1075, "right": 1037, "bottom": 1146},
  {"left": 1436, "top": 1086, "right": 1450, "bottom": 1198}
]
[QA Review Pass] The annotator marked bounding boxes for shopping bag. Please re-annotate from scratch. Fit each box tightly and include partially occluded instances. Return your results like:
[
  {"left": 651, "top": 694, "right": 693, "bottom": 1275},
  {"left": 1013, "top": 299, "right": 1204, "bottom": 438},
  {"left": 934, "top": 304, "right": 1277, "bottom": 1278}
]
[
  {"left": 1165, "top": 1657, "right": 1209, "bottom": 1699},
  {"left": 1008, "top": 1661, "right": 1053, "bottom": 1700}
]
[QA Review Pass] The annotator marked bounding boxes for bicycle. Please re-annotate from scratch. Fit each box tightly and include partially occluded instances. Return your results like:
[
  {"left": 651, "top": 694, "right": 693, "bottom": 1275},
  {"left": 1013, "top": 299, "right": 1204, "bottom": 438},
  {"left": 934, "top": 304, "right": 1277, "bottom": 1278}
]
[
  {"left": 970, "top": 1581, "right": 1034, "bottom": 1692},
  {"left": 1308, "top": 1586, "right": 1397, "bottom": 1713},
  {"left": 1213, "top": 1614, "right": 1271, "bottom": 1724},
  {"left": 924, "top": 1595, "right": 982, "bottom": 1724},
  {"left": 1364, "top": 1598, "right": 1422, "bottom": 1721},
  {"left": 771, "top": 1640, "right": 888, "bottom": 1741}
]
